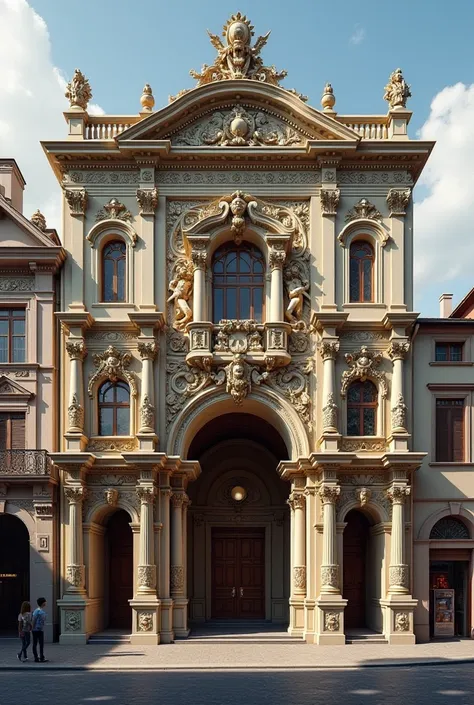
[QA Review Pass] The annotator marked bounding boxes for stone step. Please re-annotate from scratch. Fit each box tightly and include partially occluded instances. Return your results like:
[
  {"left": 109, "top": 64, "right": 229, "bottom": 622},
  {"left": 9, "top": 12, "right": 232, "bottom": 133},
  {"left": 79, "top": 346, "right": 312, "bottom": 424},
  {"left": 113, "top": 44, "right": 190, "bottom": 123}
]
[{"left": 88, "top": 633, "right": 131, "bottom": 644}]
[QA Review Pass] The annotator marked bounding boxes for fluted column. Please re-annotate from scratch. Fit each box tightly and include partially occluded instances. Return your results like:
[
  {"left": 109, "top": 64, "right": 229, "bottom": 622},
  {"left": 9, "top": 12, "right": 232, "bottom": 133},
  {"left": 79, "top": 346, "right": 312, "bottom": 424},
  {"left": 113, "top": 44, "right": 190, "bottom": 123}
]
[
  {"left": 289, "top": 492, "right": 306, "bottom": 596},
  {"left": 387, "top": 485, "right": 410, "bottom": 594},
  {"left": 388, "top": 341, "right": 410, "bottom": 432},
  {"left": 269, "top": 246, "right": 286, "bottom": 321},
  {"left": 191, "top": 245, "right": 208, "bottom": 323},
  {"left": 319, "top": 485, "right": 341, "bottom": 594},
  {"left": 137, "top": 341, "right": 158, "bottom": 434},
  {"left": 65, "top": 339, "right": 87, "bottom": 433},
  {"left": 170, "top": 492, "right": 186, "bottom": 596},
  {"left": 136, "top": 486, "right": 156, "bottom": 594},
  {"left": 320, "top": 340, "right": 339, "bottom": 432},
  {"left": 64, "top": 486, "right": 87, "bottom": 593}
]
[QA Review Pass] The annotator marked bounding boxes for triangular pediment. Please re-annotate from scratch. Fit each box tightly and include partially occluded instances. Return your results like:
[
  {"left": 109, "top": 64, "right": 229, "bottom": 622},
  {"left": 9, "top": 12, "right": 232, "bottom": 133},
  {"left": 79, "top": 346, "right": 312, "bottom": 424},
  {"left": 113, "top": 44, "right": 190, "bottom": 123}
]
[
  {"left": 0, "top": 196, "right": 58, "bottom": 249},
  {"left": 0, "top": 376, "right": 33, "bottom": 399},
  {"left": 117, "top": 81, "right": 359, "bottom": 146}
]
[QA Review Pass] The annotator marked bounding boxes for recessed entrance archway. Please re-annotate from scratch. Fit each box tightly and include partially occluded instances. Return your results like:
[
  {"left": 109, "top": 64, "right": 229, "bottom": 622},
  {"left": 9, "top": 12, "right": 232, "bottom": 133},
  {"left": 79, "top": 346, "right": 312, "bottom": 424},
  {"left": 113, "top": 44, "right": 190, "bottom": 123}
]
[
  {"left": 0, "top": 513, "right": 29, "bottom": 634},
  {"left": 106, "top": 509, "right": 133, "bottom": 630},
  {"left": 186, "top": 413, "right": 290, "bottom": 625}
]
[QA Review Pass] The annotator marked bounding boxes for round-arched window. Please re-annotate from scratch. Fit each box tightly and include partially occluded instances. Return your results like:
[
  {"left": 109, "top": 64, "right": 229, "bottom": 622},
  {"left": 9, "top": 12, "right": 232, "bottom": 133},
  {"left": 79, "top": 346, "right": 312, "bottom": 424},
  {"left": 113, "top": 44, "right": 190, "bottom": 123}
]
[
  {"left": 212, "top": 243, "right": 264, "bottom": 322},
  {"left": 98, "top": 380, "right": 130, "bottom": 436},
  {"left": 429, "top": 517, "right": 470, "bottom": 540},
  {"left": 347, "top": 380, "right": 378, "bottom": 436},
  {"left": 350, "top": 240, "right": 374, "bottom": 303},
  {"left": 102, "top": 240, "right": 126, "bottom": 302}
]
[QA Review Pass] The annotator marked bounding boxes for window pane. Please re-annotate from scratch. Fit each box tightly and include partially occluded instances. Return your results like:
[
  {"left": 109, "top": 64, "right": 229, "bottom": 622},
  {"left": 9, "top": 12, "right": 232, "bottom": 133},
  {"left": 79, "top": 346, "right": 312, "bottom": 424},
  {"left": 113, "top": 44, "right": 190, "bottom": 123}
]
[
  {"left": 214, "top": 289, "right": 223, "bottom": 323},
  {"left": 451, "top": 344, "right": 463, "bottom": 362},
  {"left": 253, "top": 288, "right": 263, "bottom": 322},
  {"left": 116, "top": 383, "right": 130, "bottom": 403},
  {"left": 240, "top": 288, "right": 250, "bottom": 319},
  {"left": 12, "top": 337, "right": 25, "bottom": 363},
  {"left": 239, "top": 253, "right": 251, "bottom": 272},
  {"left": 100, "top": 383, "right": 114, "bottom": 402},
  {"left": 347, "top": 408, "right": 360, "bottom": 436},
  {"left": 363, "top": 259, "right": 372, "bottom": 301},
  {"left": 435, "top": 344, "right": 448, "bottom": 362},
  {"left": 117, "top": 258, "right": 126, "bottom": 301},
  {"left": 13, "top": 319, "right": 25, "bottom": 335},
  {"left": 214, "top": 261, "right": 224, "bottom": 273},
  {"left": 226, "top": 254, "right": 237, "bottom": 272},
  {"left": 0, "top": 338, "right": 7, "bottom": 363},
  {"left": 347, "top": 384, "right": 361, "bottom": 403},
  {"left": 99, "top": 408, "right": 113, "bottom": 436},
  {"left": 103, "top": 260, "right": 115, "bottom": 301},
  {"left": 0, "top": 321, "right": 9, "bottom": 335},
  {"left": 12, "top": 310, "right": 25, "bottom": 317},
  {"left": 116, "top": 407, "right": 130, "bottom": 436},
  {"left": 254, "top": 261, "right": 264, "bottom": 274},
  {"left": 363, "top": 408, "right": 376, "bottom": 436},
  {"left": 349, "top": 258, "right": 360, "bottom": 302},
  {"left": 226, "top": 288, "right": 237, "bottom": 319},
  {"left": 362, "top": 382, "right": 377, "bottom": 402}
]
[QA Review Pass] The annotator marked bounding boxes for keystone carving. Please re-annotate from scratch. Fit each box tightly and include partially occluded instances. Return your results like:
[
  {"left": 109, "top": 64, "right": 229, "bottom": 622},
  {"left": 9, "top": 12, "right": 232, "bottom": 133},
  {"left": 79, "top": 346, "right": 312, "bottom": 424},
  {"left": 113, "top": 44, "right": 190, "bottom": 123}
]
[
  {"left": 341, "top": 346, "right": 388, "bottom": 398},
  {"left": 88, "top": 345, "right": 137, "bottom": 398}
]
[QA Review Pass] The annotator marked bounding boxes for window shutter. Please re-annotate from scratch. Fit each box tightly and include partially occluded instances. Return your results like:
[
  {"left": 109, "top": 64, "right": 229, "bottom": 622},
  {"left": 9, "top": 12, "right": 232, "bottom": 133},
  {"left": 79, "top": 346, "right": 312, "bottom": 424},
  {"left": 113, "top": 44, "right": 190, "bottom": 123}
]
[
  {"left": 10, "top": 414, "right": 25, "bottom": 449},
  {"left": 0, "top": 415, "right": 7, "bottom": 450},
  {"left": 436, "top": 406, "right": 450, "bottom": 461},
  {"left": 451, "top": 406, "right": 464, "bottom": 462}
]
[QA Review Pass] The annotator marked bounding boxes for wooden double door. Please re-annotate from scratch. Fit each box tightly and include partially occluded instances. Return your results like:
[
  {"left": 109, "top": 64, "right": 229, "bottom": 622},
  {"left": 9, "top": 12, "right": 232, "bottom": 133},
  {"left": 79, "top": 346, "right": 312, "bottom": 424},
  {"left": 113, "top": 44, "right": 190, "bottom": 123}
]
[{"left": 212, "top": 528, "right": 265, "bottom": 620}]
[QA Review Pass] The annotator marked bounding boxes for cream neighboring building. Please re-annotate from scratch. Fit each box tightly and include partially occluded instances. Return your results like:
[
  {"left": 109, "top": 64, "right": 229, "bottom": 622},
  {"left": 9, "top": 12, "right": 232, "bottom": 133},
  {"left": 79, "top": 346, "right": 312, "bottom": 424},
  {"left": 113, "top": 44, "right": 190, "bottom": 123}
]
[
  {"left": 42, "top": 14, "right": 436, "bottom": 645},
  {"left": 0, "top": 159, "right": 65, "bottom": 641}
]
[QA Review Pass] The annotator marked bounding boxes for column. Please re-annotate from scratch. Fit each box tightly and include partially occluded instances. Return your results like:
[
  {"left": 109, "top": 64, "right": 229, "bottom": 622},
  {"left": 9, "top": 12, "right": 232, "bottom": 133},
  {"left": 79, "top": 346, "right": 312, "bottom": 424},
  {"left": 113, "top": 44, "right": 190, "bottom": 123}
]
[
  {"left": 387, "top": 485, "right": 410, "bottom": 594},
  {"left": 136, "top": 184, "right": 158, "bottom": 309},
  {"left": 320, "top": 187, "right": 340, "bottom": 310},
  {"left": 388, "top": 341, "right": 410, "bottom": 433},
  {"left": 65, "top": 339, "right": 86, "bottom": 433},
  {"left": 386, "top": 188, "right": 411, "bottom": 308},
  {"left": 136, "top": 486, "right": 156, "bottom": 593},
  {"left": 319, "top": 485, "right": 340, "bottom": 593},
  {"left": 289, "top": 492, "right": 306, "bottom": 596},
  {"left": 170, "top": 492, "right": 186, "bottom": 596},
  {"left": 137, "top": 340, "right": 158, "bottom": 434},
  {"left": 159, "top": 487, "right": 173, "bottom": 643},
  {"left": 269, "top": 246, "right": 286, "bottom": 321},
  {"left": 191, "top": 246, "right": 208, "bottom": 322},
  {"left": 64, "top": 486, "right": 87, "bottom": 593},
  {"left": 320, "top": 340, "right": 339, "bottom": 432}
]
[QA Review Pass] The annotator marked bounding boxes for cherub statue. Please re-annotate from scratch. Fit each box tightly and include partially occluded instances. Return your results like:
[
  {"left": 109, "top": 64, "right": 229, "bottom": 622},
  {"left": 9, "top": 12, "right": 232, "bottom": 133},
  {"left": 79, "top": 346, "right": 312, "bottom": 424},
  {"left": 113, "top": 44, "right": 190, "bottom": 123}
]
[
  {"left": 284, "top": 261, "right": 310, "bottom": 324},
  {"left": 168, "top": 259, "right": 194, "bottom": 331},
  {"left": 383, "top": 68, "right": 411, "bottom": 110}
]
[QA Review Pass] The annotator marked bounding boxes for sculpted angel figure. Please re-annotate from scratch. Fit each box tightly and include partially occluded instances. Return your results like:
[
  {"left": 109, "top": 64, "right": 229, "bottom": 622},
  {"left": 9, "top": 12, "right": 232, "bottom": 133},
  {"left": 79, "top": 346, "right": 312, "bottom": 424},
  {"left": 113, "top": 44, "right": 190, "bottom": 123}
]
[
  {"left": 383, "top": 68, "right": 411, "bottom": 110},
  {"left": 168, "top": 259, "right": 194, "bottom": 331},
  {"left": 284, "top": 261, "right": 310, "bottom": 324}
]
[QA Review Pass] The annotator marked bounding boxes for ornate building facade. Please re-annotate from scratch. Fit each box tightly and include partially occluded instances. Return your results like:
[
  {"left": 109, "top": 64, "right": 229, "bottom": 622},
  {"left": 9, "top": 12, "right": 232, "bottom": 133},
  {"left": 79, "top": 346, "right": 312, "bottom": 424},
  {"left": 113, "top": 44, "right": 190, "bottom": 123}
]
[
  {"left": 0, "top": 159, "right": 65, "bottom": 640},
  {"left": 42, "top": 14, "right": 435, "bottom": 644}
]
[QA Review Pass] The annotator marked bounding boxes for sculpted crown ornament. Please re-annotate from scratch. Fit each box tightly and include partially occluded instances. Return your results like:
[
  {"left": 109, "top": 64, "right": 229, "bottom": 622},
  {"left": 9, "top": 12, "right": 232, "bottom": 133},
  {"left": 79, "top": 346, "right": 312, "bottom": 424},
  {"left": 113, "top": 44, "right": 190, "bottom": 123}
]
[
  {"left": 65, "top": 68, "right": 92, "bottom": 110},
  {"left": 88, "top": 345, "right": 137, "bottom": 398},
  {"left": 31, "top": 210, "right": 47, "bottom": 231},
  {"left": 341, "top": 345, "right": 388, "bottom": 398},
  {"left": 188, "top": 14, "right": 306, "bottom": 101},
  {"left": 345, "top": 198, "right": 382, "bottom": 223},
  {"left": 96, "top": 198, "right": 133, "bottom": 225},
  {"left": 384, "top": 68, "right": 411, "bottom": 110}
]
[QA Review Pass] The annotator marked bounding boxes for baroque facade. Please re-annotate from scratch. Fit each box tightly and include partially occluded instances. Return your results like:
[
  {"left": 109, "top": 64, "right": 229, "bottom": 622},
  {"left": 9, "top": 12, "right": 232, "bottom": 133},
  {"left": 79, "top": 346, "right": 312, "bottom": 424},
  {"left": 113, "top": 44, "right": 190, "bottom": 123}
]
[{"left": 40, "top": 14, "right": 436, "bottom": 644}]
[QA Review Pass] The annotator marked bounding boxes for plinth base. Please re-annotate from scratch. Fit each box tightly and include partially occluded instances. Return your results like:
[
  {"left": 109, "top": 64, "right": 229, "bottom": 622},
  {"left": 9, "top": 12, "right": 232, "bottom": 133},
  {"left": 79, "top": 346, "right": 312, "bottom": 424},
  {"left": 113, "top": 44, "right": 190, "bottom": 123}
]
[
  {"left": 381, "top": 595, "right": 417, "bottom": 644},
  {"left": 58, "top": 595, "right": 89, "bottom": 644},
  {"left": 315, "top": 594, "right": 347, "bottom": 645},
  {"left": 129, "top": 597, "right": 161, "bottom": 644}
]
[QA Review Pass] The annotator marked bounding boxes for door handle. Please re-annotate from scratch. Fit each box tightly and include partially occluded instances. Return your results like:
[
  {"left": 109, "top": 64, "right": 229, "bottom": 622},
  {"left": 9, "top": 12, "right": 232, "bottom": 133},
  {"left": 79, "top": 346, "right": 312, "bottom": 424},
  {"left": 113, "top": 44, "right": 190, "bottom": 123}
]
[
  {"left": 240, "top": 587, "right": 244, "bottom": 597},
  {"left": 231, "top": 587, "right": 236, "bottom": 597}
]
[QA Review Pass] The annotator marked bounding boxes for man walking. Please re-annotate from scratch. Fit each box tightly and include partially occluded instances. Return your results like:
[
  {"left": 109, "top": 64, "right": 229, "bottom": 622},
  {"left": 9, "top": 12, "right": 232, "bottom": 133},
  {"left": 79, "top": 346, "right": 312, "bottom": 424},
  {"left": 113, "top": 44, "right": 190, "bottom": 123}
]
[{"left": 32, "top": 598, "right": 48, "bottom": 663}]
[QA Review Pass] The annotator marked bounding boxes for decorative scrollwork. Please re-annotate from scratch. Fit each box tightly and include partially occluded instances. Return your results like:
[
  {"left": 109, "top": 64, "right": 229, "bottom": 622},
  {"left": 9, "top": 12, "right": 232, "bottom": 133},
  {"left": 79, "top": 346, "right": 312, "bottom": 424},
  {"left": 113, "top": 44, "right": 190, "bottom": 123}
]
[
  {"left": 341, "top": 346, "right": 387, "bottom": 398},
  {"left": 88, "top": 345, "right": 137, "bottom": 398},
  {"left": 345, "top": 198, "right": 382, "bottom": 223}
]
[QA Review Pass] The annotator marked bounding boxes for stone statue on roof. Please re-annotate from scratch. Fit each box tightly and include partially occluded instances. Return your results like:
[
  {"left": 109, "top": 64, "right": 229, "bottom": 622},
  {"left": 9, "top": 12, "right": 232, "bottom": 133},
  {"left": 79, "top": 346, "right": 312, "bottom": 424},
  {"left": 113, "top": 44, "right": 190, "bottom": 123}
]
[{"left": 384, "top": 68, "right": 411, "bottom": 110}]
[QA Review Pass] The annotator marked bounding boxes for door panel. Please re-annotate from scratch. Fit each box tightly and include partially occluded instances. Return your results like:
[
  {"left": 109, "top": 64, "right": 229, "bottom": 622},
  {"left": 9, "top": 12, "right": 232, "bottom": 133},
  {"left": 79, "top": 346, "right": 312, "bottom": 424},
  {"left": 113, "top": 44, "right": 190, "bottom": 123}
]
[
  {"left": 212, "top": 528, "right": 265, "bottom": 620},
  {"left": 108, "top": 510, "right": 133, "bottom": 630},
  {"left": 343, "top": 510, "right": 370, "bottom": 628}
]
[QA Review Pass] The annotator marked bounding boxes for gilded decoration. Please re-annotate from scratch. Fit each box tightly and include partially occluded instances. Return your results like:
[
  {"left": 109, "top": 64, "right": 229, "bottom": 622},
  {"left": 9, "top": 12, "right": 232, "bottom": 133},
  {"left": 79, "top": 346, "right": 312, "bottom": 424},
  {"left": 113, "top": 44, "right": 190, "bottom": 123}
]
[
  {"left": 88, "top": 346, "right": 137, "bottom": 398},
  {"left": 95, "top": 198, "right": 133, "bottom": 225},
  {"left": 345, "top": 198, "right": 383, "bottom": 224},
  {"left": 384, "top": 69, "right": 411, "bottom": 110},
  {"left": 185, "top": 13, "right": 306, "bottom": 101},
  {"left": 341, "top": 346, "right": 388, "bottom": 398},
  {"left": 172, "top": 106, "right": 304, "bottom": 147},
  {"left": 65, "top": 68, "right": 92, "bottom": 110},
  {"left": 324, "top": 612, "right": 340, "bottom": 632}
]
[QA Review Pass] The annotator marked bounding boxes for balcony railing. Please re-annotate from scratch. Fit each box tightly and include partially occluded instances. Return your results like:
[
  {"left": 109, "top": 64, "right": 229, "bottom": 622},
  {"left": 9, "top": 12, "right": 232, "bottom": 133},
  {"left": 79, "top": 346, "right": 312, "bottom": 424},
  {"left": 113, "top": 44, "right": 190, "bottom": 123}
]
[{"left": 0, "top": 450, "right": 52, "bottom": 476}]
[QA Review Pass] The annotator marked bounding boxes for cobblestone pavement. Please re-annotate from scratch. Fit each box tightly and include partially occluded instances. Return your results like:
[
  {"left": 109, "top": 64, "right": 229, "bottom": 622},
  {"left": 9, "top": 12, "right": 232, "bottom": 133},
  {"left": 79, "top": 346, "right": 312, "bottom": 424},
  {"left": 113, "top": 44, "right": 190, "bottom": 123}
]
[
  {"left": 1, "top": 637, "right": 474, "bottom": 670},
  {"left": 1, "top": 664, "right": 474, "bottom": 705}
]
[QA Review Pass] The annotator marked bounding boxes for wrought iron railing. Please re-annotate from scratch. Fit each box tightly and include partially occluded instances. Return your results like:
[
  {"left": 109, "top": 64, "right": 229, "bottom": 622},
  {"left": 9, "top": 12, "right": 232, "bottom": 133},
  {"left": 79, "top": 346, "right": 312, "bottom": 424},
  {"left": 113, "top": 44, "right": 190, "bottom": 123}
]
[{"left": 0, "top": 450, "right": 52, "bottom": 476}]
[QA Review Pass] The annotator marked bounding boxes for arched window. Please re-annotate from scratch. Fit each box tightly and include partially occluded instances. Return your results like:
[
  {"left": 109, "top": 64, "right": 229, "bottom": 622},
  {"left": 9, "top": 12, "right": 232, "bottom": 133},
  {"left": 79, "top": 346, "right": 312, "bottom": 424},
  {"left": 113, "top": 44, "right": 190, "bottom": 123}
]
[
  {"left": 347, "top": 380, "right": 377, "bottom": 436},
  {"left": 430, "top": 517, "right": 470, "bottom": 540},
  {"left": 212, "top": 243, "right": 264, "bottom": 323},
  {"left": 102, "top": 240, "right": 126, "bottom": 302},
  {"left": 350, "top": 241, "right": 374, "bottom": 302},
  {"left": 98, "top": 380, "right": 130, "bottom": 436}
]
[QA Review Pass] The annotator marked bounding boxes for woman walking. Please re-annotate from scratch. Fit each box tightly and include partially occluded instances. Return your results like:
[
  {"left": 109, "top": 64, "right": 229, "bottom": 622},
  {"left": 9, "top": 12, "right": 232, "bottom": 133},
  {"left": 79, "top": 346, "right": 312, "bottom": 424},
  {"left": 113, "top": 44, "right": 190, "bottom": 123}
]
[{"left": 17, "top": 601, "right": 32, "bottom": 662}]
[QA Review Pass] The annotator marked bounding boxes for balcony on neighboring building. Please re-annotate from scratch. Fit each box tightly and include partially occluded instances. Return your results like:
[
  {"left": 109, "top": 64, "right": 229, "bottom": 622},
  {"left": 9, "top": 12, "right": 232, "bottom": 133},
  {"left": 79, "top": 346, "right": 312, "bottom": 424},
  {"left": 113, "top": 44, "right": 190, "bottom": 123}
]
[{"left": 0, "top": 450, "right": 52, "bottom": 477}]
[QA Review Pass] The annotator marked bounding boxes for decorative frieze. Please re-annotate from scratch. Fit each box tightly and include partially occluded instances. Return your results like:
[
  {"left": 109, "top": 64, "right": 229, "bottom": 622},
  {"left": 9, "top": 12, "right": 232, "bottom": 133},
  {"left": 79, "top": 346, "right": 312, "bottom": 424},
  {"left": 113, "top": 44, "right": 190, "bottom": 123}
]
[
  {"left": 157, "top": 170, "right": 320, "bottom": 185},
  {"left": 340, "top": 438, "right": 387, "bottom": 452},
  {"left": 168, "top": 259, "right": 194, "bottom": 331},
  {"left": 88, "top": 437, "right": 138, "bottom": 452}
]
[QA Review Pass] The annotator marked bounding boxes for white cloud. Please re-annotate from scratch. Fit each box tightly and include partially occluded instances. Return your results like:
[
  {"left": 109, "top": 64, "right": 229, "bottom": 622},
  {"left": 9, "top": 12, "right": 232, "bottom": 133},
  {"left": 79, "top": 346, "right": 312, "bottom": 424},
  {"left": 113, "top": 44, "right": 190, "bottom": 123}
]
[
  {"left": 415, "top": 83, "right": 474, "bottom": 288},
  {"left": 350, "top": 24, "right": 366, "bottom": 46},
  {"left": 0, "top": 0, "right": 103, "bottom": 232}
]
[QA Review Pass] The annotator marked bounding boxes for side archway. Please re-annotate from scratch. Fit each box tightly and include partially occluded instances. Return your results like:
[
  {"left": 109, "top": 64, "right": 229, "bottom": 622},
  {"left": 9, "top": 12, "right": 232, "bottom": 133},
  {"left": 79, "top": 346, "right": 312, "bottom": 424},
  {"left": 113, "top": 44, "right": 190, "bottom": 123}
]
[{"left": 0, "top": 512, "right": 30, "bottom": 633}]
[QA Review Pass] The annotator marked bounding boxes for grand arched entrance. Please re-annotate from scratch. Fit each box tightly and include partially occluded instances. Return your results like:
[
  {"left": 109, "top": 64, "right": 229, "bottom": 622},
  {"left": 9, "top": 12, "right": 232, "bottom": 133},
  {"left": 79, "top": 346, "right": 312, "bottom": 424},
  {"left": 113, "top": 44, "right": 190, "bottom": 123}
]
[
  {"left": 186, "top": 413, "right": 290, "bottom": 624},
  {"left": 106, "top": 509, "right": 133, "bottom": 630},
  {"left": 0, "top": 514, "right": 29, "bottom": 634}
]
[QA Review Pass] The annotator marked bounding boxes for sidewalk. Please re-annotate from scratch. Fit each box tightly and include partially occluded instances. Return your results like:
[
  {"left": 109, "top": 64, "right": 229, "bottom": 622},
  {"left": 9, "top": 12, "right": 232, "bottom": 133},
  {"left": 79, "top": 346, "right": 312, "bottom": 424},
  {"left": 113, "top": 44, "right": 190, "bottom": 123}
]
[{"left": 0, "top": 638, "right": 473, "bottom": 671}]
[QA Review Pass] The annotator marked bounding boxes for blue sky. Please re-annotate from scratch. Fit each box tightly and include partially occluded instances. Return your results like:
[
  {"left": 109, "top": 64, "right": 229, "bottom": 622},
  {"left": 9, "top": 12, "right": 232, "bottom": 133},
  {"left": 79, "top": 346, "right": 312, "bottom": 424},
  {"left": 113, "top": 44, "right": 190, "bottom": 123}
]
[{"left": 2, "top": 0, "right": 474, "bottom": 316}]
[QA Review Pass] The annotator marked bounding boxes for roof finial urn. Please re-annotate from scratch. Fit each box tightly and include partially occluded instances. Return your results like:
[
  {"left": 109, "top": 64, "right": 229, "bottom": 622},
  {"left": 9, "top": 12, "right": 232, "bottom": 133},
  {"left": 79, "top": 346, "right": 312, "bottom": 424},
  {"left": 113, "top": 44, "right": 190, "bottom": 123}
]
[
  {"left": 321, "top": 83, "right": 336, "bottom": 113},
  {"left": 140, "top": 84, "right": 155, "bottom": 112},
  {"left": 65, "top": 68, "right": 92, "bottom": 111},
  {"left": 31, "top": 209, "right": 47, "bottom": 231}
]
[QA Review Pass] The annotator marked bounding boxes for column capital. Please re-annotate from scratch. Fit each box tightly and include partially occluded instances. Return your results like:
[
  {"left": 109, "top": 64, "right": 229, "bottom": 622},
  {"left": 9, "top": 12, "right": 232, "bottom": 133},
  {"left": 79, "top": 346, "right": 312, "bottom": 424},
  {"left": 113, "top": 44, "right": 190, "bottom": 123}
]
[
  {"left": 386, "top": 485, "right": 410, "bottom": 504},
  {"left": 320, "top": 188, "right": 340, "bottom": 216},
  {"left": 66, "top": 338, "right": 87, "bottom": 361},
  {"left": 64, "top": 188, "right": 87, "bottom": 216},
  {"left": 319, "top": 340, "right": 339, "bottom": 361},
  {"left": 136, "top": 187, "right": 158, "bottom": 216},
  {"left": 386, "top": 188, "right": 411, "bottom": 217},
  {"left": 288, "top": 492, "right": 305, "bottom": 511},
  {"left": 318, "top": 485, "right": 340, "bottom": 504},
  {"left": 136, "top": 485, "right": 156, "bottom": 504},
  {"left": 269, "top": 246, "right": 286, "bottom": 270},
  {"left": 138, "top": 340, "right": 158, "bottom": 361},
  {"left": 64, "top": 485, "right": 87, "bottom": 503},
  {"left": 190, "top": 239, "right": 208, "bottom": 270},
  {"left": 388, "top": 340, "right": 410, "bottom": 361},
  {"left": 171, "top": 491, "right": 188, "bottom": 509}
]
